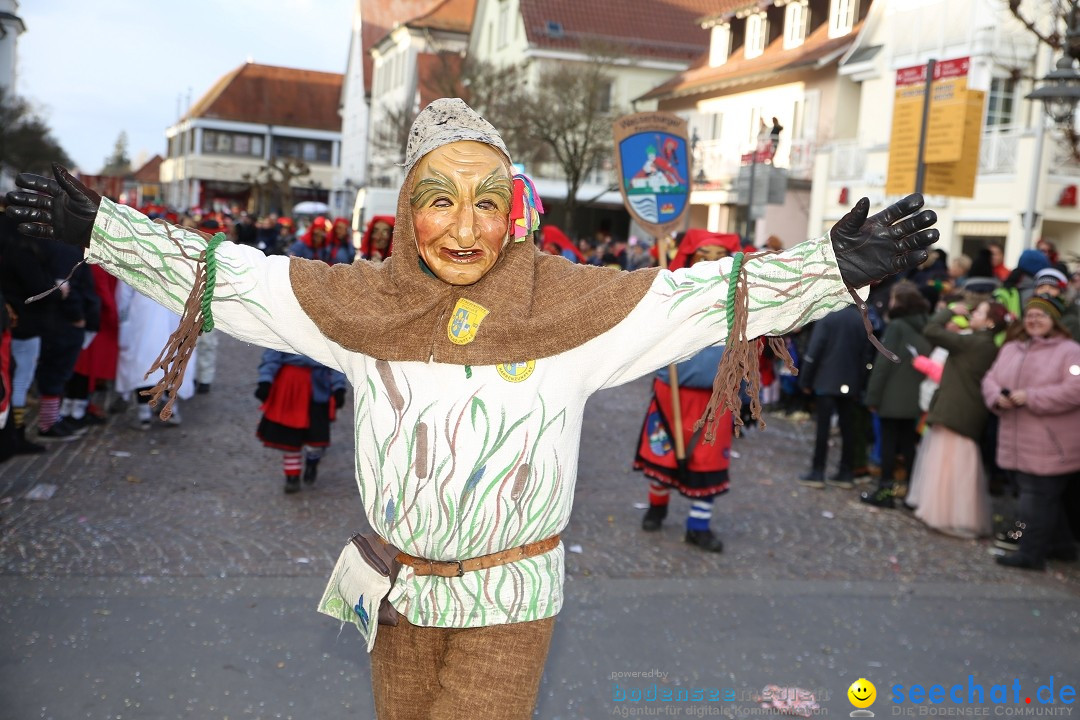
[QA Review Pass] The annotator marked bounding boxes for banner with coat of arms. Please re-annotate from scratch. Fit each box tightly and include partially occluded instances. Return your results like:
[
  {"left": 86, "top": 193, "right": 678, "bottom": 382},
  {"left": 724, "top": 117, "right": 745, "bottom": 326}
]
[{"left": 613, "top": 112, "right": 692, "bottom": 239}]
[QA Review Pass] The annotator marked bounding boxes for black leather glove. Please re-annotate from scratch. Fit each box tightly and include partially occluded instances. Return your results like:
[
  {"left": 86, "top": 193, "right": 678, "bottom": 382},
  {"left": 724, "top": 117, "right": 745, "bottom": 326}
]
[
  {"left": 255, "top": 382, "right": 271, "bottom": 401},
  {"left": 5, "top": 163, "right": 101, "bottom": 249},
  {"left": 333, "top": 388, "right": 347, "bottom": 409},
  {"left": 830, "top": 194, "right": 938, "bottom": 288}
]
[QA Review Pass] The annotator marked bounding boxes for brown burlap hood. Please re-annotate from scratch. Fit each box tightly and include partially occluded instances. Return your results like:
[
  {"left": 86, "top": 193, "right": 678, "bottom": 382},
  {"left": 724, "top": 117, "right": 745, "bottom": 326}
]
[
  {"left": 290, "top": 177, "right": 659, "bottom": 365},
  {"left": 289, "top": 99, "right": 659, "bottom": 365}
]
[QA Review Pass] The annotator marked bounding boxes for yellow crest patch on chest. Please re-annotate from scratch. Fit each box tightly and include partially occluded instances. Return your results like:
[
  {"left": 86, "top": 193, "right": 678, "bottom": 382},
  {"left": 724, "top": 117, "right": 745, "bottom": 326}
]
[
  {"left": 497, "top": 360, "right": 536, "bottom": 383},
  {"left": 447, "top": 299, "right": 490, "bottom": 345}
]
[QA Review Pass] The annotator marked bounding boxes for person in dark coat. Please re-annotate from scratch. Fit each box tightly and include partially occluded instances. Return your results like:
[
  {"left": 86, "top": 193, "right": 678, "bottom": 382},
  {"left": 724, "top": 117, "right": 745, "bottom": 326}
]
[
  {"left": 0, "top": 207, "right": 57, "bottom": 452},
  {"left": 861, "top": 281, "right": 932, "bottom": 507},
  {"left": 35, "top": 240, "right": 100, "bottom": 439},
  {"left": 797, "top": 304, "right": 873, "bottom": 487}
]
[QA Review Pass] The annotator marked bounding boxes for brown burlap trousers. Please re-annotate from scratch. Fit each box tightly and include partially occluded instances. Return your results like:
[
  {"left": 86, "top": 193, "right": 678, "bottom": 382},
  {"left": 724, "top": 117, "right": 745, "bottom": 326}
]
[{"left": 370, "top": 615, "right": 556, "bottom": 719}]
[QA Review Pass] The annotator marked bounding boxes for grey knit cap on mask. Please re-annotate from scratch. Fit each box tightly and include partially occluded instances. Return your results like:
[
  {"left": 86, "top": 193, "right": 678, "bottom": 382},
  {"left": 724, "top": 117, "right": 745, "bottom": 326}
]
[{"left": 403, "top": 98, "right": 510, "bottom": 174}]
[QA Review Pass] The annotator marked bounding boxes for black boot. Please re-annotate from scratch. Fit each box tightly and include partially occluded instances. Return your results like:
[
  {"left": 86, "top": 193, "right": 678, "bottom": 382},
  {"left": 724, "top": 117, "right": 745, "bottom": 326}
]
[
  {"left": 860, "top": 486, "right": 895, "bottom": 508},
  {"left": 641, "top": 504, "right": 667, "bottom": 531},
  {"left": 303, "top": 457, "right": 319, "bottom": 485},
  {"left": 12, "top": 426, "right": 46, "bottom": 455},
  {"left": 684, "top": 528, "right": 724, "bottom": 552},
  {"left": 996, "top": 553, "right": 1045, "bottom": 571},
  {"left": 284, "top": 475, "right": 301, "bottom": 494}
]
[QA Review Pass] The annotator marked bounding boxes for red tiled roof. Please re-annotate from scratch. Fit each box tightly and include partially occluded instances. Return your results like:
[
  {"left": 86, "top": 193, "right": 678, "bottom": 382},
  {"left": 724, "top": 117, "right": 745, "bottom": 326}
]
[
  {"left": 185, "top": 63, "right": 344, "bottom": 131},
  {"left": 410, "top": 0, "right": 476, "bottom": 33},
  {"left": 132, "top": 155, "right": 163, "bottom": 183},
  {"left": 361, "top": 0, "right": 442, "bottom": 94},
  {"left": 519, "top": 0, "right": 712, "bottom": 62},
  {"left": 640, "top": 20, "right": 861, "bottom": 101}
]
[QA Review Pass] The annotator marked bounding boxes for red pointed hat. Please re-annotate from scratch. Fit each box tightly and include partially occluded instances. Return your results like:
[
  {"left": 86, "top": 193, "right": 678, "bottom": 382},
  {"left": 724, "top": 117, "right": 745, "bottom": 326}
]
[{"left": 669, "top": 230, "right": 741, "bottom": 271}]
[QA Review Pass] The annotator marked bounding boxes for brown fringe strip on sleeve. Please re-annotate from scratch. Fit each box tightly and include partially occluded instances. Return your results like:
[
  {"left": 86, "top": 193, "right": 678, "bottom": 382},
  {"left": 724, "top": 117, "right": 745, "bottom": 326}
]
[
  {"left": 696, "top": 253, "right": 797, "bottom": 442},
  {"left": 139, "top": 223, "right": 216, "bottom": 420}
]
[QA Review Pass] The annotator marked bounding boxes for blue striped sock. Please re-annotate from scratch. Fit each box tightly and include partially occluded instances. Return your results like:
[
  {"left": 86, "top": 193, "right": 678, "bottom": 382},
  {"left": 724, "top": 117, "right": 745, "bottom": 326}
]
[{"left": 686, "top": 498, "right": 714, "bottom": 531}]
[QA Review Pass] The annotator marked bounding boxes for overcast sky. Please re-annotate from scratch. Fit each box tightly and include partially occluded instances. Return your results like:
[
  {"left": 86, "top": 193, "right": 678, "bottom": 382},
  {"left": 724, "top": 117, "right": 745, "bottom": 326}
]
[{"left": 14, "top": 0, "right": 356, "bottom": 173}]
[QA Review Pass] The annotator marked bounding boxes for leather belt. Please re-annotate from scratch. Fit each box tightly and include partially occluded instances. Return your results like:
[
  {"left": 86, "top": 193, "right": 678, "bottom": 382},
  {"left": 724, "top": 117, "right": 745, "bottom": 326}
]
[{"left": 395, "top": 535, "right": 561, "bottom": 578}]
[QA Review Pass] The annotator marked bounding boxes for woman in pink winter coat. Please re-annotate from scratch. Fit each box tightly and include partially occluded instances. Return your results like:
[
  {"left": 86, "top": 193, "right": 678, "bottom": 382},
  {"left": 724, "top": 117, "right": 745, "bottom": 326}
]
[{"left": 982, "top": 295, "right": 1080, "bottom": 570}]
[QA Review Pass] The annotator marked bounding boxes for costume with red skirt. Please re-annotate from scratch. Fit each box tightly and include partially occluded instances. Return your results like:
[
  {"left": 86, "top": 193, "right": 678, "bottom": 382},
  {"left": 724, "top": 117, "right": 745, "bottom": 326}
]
[{"left": 633, "top": 347, "right": 732, "bottom": 497}]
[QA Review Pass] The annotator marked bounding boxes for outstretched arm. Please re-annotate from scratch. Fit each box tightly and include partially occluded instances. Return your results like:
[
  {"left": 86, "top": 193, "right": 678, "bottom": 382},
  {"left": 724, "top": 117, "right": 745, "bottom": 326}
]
[
  {"left": 6, "top": 165, "right": 346, "bottom": 372},
  {"left": 587, "top": 195, "right": 939, "bottom": 392}
]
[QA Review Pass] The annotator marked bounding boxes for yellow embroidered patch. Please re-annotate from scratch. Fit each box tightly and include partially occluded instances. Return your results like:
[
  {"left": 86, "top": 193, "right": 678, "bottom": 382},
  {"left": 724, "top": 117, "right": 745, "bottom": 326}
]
[
  {"left": 497, "top": 360, "right": 536, "bottom": 383},
  {"left": 447, "top": 299, "right": 490, "bottom": 345}
]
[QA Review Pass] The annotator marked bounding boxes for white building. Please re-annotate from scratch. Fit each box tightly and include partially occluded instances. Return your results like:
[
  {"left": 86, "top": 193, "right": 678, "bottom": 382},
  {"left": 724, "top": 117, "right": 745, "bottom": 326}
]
[
  {"left": 640, "top": 0, "right": 870, "bottom": 248},
  {"left": 0, "top": 0, "right": 24, "bottom": 93},
  {"left": 159, "top": 62, "right": 343, "bottom": 214},
  {"left": 366, "top": 0, "right": 477, "bottom": 190},
  {"left": 808, "top": 0, "right": 1079, "bottom": 266},
  {"left": 467, "top": 0, "right": 712, "bottom": 237},
  {"left": 335, "top": 0, "right": 370, "bottom": 219}
]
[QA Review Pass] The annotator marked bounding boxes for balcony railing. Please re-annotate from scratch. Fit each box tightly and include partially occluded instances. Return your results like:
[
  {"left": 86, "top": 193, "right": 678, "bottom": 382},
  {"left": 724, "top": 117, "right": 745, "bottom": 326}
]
[
  {"left": 691, "top": 139, "right": 742, "bottom": 187},
  {"left": 787, "top": 138, "right": 816, "bottom": 180}
]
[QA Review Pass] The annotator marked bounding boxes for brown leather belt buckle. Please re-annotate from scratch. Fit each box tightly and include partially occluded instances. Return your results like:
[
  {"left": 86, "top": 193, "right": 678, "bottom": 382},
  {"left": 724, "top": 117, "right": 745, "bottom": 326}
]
[{"left": 450, "top": 560, "right": 464, "bottom": 578}]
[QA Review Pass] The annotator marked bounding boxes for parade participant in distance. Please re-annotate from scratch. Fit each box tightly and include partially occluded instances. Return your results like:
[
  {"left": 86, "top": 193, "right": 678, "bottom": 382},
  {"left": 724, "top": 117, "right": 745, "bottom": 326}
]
[
  {"left": 360, "top": 215, "right": 394, "bottom": 262},
  {"left": 633, "top": 230, "right": 740, "bottom": 551}
]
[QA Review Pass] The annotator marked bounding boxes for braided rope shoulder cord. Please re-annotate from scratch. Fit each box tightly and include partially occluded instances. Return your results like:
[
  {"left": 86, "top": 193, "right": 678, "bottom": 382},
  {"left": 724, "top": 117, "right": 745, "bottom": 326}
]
[{"left": 141, "top": 230, "right": 225, "bottom": 420}]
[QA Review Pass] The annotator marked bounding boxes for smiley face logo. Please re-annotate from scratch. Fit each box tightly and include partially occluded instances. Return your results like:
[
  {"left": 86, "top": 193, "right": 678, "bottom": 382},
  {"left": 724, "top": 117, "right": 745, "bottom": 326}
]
[{"left": 848, "top": 678, "right": 876, "bottom": 709}]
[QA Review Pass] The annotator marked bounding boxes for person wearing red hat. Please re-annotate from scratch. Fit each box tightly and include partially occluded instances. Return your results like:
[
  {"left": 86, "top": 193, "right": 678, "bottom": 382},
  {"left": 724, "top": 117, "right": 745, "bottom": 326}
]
[
  {"left": 330, "top": 217, "right": 357, "bottom": 264},
  {"left": 538, "top": 225, "right": 585, "bottom": 263},
  {"left": 289, "top": 216, "right": 350, "bottom": 265},
  {"left": 634, "top": 230, "right": 742, "bottom": 552},
  {"left": 359, "top": 215, "right": 395, "bottom": 262}
]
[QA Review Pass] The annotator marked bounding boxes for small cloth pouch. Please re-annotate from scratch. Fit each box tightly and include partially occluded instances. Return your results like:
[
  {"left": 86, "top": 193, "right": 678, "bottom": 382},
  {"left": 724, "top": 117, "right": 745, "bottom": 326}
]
[{"left": 317, "top": 533, "right": 402, "bottom": 653}]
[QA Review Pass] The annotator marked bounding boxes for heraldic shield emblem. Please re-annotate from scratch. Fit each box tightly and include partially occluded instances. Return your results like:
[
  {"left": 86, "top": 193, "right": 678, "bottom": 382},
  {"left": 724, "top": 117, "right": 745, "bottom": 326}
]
[
  {"left": 613, "top": 112, "right": 692, "bottom": 239},
  {"left": 447, "top": 298, "right": 490, "bottom": 345}
]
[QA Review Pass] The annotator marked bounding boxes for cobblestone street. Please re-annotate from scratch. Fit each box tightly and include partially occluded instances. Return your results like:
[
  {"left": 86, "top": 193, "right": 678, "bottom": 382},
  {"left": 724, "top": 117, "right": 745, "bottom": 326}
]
[{"left": 1, "top": 335, "right": 1078, "bottom": 719}]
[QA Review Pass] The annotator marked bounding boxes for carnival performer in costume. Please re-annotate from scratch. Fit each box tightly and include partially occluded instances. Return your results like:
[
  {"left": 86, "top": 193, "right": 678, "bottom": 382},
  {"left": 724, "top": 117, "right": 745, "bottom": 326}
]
[
  {"left": 7, "top": 98, "right": 937, "bottom": 720},
  {"left": 330, "top": 217, "right": 357, "bottom": 264},
  {"left": 255, "top": 349, "right": 347, "bottom": 494},
  {"left": 360, "top": 215, "right": 395, "bottom": 262},
  {"left": 289, "top": 215, "right": 351, "bottom": 265},
  {"left": 539, "top": 225, "right": 585, "bottom": 263},
  {"left": 634, "top": 230, "right": 740, "bottom": 552}
]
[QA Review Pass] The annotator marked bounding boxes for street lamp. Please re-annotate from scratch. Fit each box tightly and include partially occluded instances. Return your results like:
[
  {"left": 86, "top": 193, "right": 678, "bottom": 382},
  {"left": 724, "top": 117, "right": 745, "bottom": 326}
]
[
  {"left": 1021, "top": 6, "right": 1080, "bottom": 247},
  {"left": 1027, "top": 54, "right": 1080, "bottom": 124}
]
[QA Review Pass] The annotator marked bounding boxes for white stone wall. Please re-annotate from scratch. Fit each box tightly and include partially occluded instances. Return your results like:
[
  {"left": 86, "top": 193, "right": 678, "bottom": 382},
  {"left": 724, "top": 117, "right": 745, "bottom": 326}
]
[{"left": 0, "top": 0, "right": 24, "bottom": 93}]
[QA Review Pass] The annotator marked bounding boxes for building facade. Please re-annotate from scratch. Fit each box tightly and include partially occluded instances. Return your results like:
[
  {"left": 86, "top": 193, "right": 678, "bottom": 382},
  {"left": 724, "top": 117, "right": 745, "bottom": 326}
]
[
  {"left": 808, "top": 0, "right": 1079, "bottom": 266},
  {"left": 366, "top": 0, "right": 476, "bottom": 190},
  {"left": 160, "top": 62, "right": 343, "bottom": 214},
  {"left": 467, "top": 0, "right": 713, "bottom": 238},
  {"left": 640, "top": 0, "right": 871, "bottom": 249},
  {"left": 0, "top": 0, "right": 24, "bottom": 94}
]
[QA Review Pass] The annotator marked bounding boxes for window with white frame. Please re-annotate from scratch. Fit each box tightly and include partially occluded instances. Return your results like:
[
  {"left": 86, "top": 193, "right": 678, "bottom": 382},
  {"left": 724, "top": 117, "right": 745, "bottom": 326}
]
[
  {"left": 986, "top": 77, "right": 1016, "bottom": 127},
  {"left": 784, "top": 1, "right": 809, "bottom": 49},
  {"left": 829, "top": 0, "right": 859, "bottom": 38},
  {"left": 709, "top": 23, "right": 731, "bottom": 67},
  {"left": 745, "top": 11, "right": 768, "bottom": 59}
]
